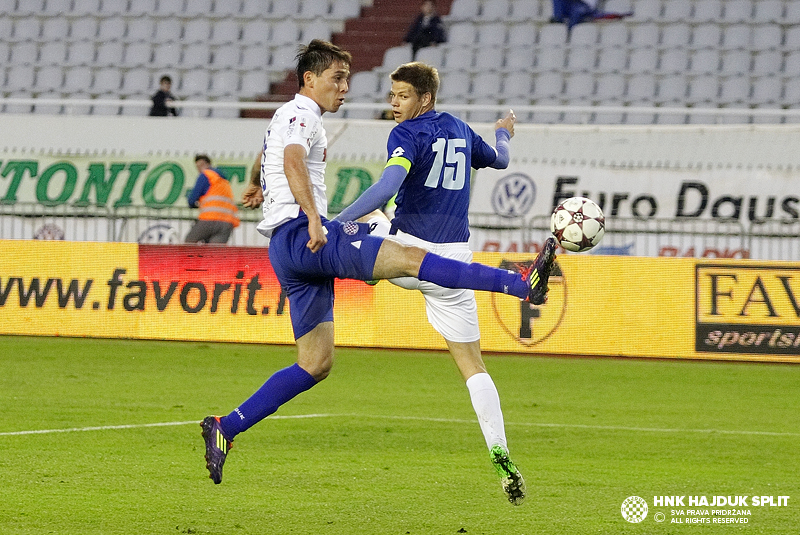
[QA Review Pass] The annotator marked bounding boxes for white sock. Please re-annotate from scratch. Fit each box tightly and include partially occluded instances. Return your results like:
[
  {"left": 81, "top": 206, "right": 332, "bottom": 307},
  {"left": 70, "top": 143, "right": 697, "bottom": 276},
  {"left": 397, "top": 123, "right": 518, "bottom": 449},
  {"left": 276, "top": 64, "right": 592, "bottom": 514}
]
[{"left": 465, "top": 372, "right": 507, "bottom": 450}]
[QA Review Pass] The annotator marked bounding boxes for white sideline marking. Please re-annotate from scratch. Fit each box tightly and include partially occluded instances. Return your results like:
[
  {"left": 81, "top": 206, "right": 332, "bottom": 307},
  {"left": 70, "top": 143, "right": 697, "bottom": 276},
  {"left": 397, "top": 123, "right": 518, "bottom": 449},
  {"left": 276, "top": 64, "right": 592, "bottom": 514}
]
[{"left": 1, "top": 413, "right": 798, "bottom": 438}]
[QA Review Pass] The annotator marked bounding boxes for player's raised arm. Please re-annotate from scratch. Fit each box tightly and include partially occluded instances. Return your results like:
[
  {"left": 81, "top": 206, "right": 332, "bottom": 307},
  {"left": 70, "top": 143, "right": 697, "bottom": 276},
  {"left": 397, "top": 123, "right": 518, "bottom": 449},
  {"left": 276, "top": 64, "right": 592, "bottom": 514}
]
[
  {"left": 489, "top": 109, "right": 515, "bottom": 170},
  {"left": 242, "top": 149, "right": 265, "bottom": 209}
]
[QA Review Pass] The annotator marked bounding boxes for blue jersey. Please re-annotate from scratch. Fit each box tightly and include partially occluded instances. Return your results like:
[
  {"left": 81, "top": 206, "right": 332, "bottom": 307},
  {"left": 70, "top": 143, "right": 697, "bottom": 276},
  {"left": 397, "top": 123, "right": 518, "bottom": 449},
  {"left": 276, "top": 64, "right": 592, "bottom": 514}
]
[{"left": 387, "top": 111, "right": 498, "bottom": 243}]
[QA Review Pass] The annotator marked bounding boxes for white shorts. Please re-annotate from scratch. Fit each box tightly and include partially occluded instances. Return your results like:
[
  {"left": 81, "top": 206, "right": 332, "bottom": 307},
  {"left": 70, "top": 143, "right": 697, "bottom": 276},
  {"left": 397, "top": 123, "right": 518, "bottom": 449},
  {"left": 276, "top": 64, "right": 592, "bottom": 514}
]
[{"left": 387, "top": 229, "right": 480, "bottom": 343}]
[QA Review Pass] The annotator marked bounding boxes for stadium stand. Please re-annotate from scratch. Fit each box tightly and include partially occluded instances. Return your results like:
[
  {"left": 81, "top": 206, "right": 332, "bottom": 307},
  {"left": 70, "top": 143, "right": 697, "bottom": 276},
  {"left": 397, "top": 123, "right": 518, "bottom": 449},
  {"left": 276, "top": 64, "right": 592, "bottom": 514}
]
[{"left": 1, "top": 0, "right": 799, "bottom": 123}]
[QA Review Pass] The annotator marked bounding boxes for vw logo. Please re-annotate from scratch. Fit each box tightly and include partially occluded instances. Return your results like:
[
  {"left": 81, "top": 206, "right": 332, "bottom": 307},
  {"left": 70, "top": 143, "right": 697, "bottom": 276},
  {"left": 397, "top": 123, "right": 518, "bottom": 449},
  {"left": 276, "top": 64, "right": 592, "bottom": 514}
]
[{"left": 490, "top": 173, "right": 536, "bottom": 218}]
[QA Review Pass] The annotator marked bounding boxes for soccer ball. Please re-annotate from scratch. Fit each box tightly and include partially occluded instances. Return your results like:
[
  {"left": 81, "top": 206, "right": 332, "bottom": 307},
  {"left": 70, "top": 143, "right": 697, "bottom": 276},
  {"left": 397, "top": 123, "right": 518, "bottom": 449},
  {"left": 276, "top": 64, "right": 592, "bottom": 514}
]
[{"left": 550, "top": 197, "right": 605, "bottom": 252}]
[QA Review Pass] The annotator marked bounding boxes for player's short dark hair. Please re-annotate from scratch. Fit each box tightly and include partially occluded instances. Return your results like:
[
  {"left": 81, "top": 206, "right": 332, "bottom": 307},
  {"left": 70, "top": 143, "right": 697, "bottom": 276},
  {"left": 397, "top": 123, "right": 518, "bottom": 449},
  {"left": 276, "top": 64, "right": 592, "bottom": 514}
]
[
  {"left": 195, "top": 154, "right": 211, "bottom": 165},
  {"left": 159, "top": 75, "right": 172, "bottom": 84},
  {"left": 390, "top": 62, "right": 439, "bottom": 104},
  {"left": 295, "top": 39, "right": 352, "bottom": 89}
]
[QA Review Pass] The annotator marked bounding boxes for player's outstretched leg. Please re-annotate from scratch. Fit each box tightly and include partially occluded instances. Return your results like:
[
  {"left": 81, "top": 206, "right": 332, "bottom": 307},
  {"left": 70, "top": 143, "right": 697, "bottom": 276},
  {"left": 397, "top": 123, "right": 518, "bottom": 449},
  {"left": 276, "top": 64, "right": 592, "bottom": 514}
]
[
  {"left": 201, "top": 416, "right": 233, "bottom": 484},
  {"left": 524, "top": 237, "right": 558, "bottom": 305},
  {"left": 490, "top": 444, "right": 526, "bottom": 506}
]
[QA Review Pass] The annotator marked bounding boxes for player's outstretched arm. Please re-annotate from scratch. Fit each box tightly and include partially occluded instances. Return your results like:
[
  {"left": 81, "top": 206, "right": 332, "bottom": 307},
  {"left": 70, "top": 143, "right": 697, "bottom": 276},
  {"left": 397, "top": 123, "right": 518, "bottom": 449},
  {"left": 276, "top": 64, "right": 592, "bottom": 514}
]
[
  {"left": 334, "top": 164, "right": 407, "bottom": 222},
  {"left": 242, "top": 150, "right": 264, "bottom": 209}
]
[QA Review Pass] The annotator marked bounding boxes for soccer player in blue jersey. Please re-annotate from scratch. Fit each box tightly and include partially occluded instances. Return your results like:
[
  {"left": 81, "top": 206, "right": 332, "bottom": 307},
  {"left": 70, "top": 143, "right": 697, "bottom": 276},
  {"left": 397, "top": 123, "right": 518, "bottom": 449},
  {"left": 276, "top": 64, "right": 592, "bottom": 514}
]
[
  {"left": 201, "top": 42, "right": 557, "bottom": 502},
  {"left": 335, "top": 62, "right": 556, "bottom": 505}
]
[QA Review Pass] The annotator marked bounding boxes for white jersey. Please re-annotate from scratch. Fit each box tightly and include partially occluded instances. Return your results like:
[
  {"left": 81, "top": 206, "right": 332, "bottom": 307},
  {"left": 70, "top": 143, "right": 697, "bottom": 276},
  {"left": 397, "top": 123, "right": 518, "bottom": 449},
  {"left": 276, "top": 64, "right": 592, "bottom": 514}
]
[{"left": 257, "top": 93, "right": 328, "bottom": 238}]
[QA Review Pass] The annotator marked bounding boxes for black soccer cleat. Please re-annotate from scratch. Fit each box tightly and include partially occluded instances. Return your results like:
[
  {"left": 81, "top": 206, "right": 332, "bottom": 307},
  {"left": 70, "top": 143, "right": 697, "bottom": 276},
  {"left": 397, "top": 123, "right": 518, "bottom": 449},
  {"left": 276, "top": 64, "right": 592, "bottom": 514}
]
[
  {"left": 201, "top": 416, "right": 232, "bottom": 484},
  {"left": 524, "top": 237, "right": 557, "bottom": 305}
]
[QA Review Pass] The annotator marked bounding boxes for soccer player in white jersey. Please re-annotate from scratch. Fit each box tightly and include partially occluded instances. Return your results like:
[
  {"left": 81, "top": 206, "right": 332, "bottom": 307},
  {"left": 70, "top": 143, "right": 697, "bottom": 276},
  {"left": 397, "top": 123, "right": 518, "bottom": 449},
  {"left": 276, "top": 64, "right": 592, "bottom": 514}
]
[
  {"left": 202, "top": 41, "right": 557, "bottom": 501},
  {"left": 336, "top": 62, "right": 554, "bottom": 505}
]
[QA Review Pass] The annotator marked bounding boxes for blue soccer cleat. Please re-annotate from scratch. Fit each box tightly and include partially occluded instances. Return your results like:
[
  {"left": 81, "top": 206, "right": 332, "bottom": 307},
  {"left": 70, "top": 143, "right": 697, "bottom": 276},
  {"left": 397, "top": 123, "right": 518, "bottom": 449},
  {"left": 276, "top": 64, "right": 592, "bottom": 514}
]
[{"left": 201, "top": 416, "right": 233, "bottom": 484}]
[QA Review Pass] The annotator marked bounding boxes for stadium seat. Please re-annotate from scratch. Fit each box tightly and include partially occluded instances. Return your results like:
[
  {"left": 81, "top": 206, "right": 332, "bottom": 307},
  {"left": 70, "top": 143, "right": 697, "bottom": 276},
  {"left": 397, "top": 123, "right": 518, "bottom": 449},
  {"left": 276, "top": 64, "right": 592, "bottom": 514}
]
[
  {"left": 241, "top": 0, "right": 271, "bottom": 19},
  {"left": 182, "top": 44, "right": 212, "bottom": 69},
  {"left": 686, "top": 75, "right": 719, "bottom": 103},
  {"left": 532, "top": 71, "right": 563, "bottom": 99},
  {"left": 301, "top": 19, "right": 333, "bottom": 42},
  {"left": 100, "top": 0, "right": 128, "bottom": 15},
  {"left": 121, "top": 68, "right": 151, "bottom": 95},
  {"left": 691, "top": 23, "right": 721, "bottom": 49},
  {"left": 501, "top": 71, "right": 533, "bottom": 99},
  {"left": 330, "top": 0, "right": 360, "bottom": 19},
  {"left": 42, "top": 0, "right": 70, "bottom": 16},
  {"left": 32, "top": 91, "right": 64, "bottom": 115},
  {"left": 153, "top": 19, "right": 182, "bottom": 44},
  {"left": 538, "top": 23, "right": 569, "bottom": 47},
  {"left": 97, "top": 16, "right": 126, "bottom": 42},
  {"left": 209, "top": 96, "right": 242, "bottom": 119},
  {"left": 563, "top": 72, "right": 595, "bottom": 99},
  {"left": 240, "top": 45, "right": 270, "bottom": 70},
  {"left": 509, "top": 0, "right": 539, "bottom": 20},
  {"left": 240, "top": 70, "right": 270, "bottom": 97},
  {"left": 629, "top": 22, "right": 659, "bottom": 48},
  {"left": 595, "top": 47, "right": 627, "bottom": 73},
  {"left": 62, "top": 92, "right": 92, "bottom": 115},
  {"left": 504, "top": 47, "right": 536, "bottom": 71},
  {"left": 568, "top": 24, "right": 598, "bottom": 47},
  {"left": 242, "top": 20, "right": 272, "bottom": 45},
  {"left": 437, "top": 71, "right": 471, "bottom": 100},
  {"left": 752, "top": 0, "right": 783, "bottom": 23},
  {"left": 718, "top": 75, "right": 750, "bottom": 104},
  {"left": 786, "top": 2, "right": 800, "bottom": 24},
  {"left": 565, "top": 47, "right": 596, "bottom": 71},
  {"left": 212, "top": 0, "right": 242, "bottom": 18},
  {"left": 720, "top": 24, "right": 751, "bottom": 49},
  {"left": 183, "top": 0, "right": 214, "bottom": 18},
  {"left": 38, "top": 42, "right": 67, "bottom": 66},
  {"left": 95, "top": 42, "right": 125, "bottom": 68},
  {"left": 443, "top": 47, "right": 474, "bottom": 71},
  {"left": 271, "top": 0, "right": 300, "bottom": 17},
  {"left": 476, "top": 22, "right": 507, "bottom": 46},
  {"left": 64, "top": 42, "right": 95, "bottom": 67},
  {"left": 180, "top": 70, "right": 211, "bottom": 97},
  {"left": 120, "top": 94, "right": 150, "bottom": 116},
  {"left": 2, "top": 91, "right": 34, "bottom": 114},
  {"left": 688, "top": 49, "right": 720, "bottom": 75},
  {"left": 210, "top": 19, "right": 241, "bottom": 45},
  {"left": 414, "top": 46, "right": 445, "bottom": 68},
  {"left": 661, "top": 0, "right": 692, "bottom": 22},
  {"left": 156, "top": 0, "right": 184, "bottom": 16},
  {"left": 630, "top": 0, "right": 661, "bottom": 21},
  {"left": 125, "top": 17, "right": 156, "bottom": 43},
  {"left": 63, "top": 66, "right": 94, "bottom": 93},
  {"left": 93, "top": 68, "right": 122, "bottom": 94},
  {"left": 152, "top": 43, "right": 181, "bottom": 69},
  {"left": 91, "top": 93, "right": 121, "bottom": 116},
  {"left": 123, "top": 42, "right": 152, "bottom": 68},
  {"left": 298, "top": 0, "right": 330, "bottom": 18},
  {"left": 127, "top": 0, "right": 157, "bottom": 16},
  {"left": 41, "top": 18, "right": 70, "bottom": 42},
  {"left": 692, "top": 0, "right": 722, "bottom": 22},
  {"left": 269, "top": 44, "right": 297, "bottom": 70},
  {"left": 783, "top": 50, "right": 800, "bottom": 77},
  {"left": 530, "top": 97, "right": 563, "bottom": 124},
  {"left": 11, "top": 17, "right": 41, "bottom": 42},
  {"left": 592, "top": 99, "right": 625, "bottom": 124},
  {"left": 70, "top": 0, "right": 101, "bottom": 17},
  {"left": 659, "top": 48, "right": 689, "bottom": 74},
  {"left": 594, "top": 73, "right": 626, "bottom": 101},
  {"left": 626, "top": 73, "right": 657, "bottom": 101},
  {"left": 751, "top": 50, "right": 781, "bottom": 76},
  {"left": 660, "top": 23, "right": 691, "bottom": 48},
  {"left": 721, "top": 0, "right": 753, "bottom": 23},
  {"left": 627, "top": 47, "right": 658, "bottom": 73},
  {"left": 655, "top": 102, "right": 688, "bottom": 124},
  {"left": 69, "top": 18, "right": 99, "bottom": 42},
  {"left": 448, "top": 0, "right": 480, "bottom": 21},
  {"left": 750, "top": 75, "right": 780, "bottom": 105},
  {"left": 447, "top": 22, "right": 477, "bottom": 46},
  {"left": 657, "top": 76, "right": 687, "bottom": 103},
  {"left": 507, "top": 23, "right": 537, "bottom": 47},
  {"left": 474, "top": 46, "right": 504, "bottom": 72},
  {"left": 270, "top": 20, "right": 300, "bottom": 45},
  {"left": 471, "top": 71, "right": 502, "bottom": 99},
  {"left": 183, "top": 19, "right": 213, "bottom": 44},
  {"left": 348, "top": 71, "right": 379, "bottom": 99},
  {"left": 720, "top": 50, "right": 751, "bottom": 75},
  {"left": 9, "top": 41, "right": 38, "bottom": 65},
  {"left": 209, "top": 70, "right": 239, "bottom": 97},
  {"left": 751, "top": 25, "right": 782, "bottom": 51},
  {"left": 597, "top": 24, "right": 628, "bottom": 48},
  {"left": 479, "top": 0, "right": 511, "bottom": 21},
  {"left": 211, "top": 44, "right": 241, "bottom": 69},
  {"left": 381, "top": 45, "right": 413, "bottom": 71},
  {"left": 35, "top": 66, "right": 64, "bottom": 92},
  {"left": 624, "top": 106, "right": 656, "bottom": 125}
]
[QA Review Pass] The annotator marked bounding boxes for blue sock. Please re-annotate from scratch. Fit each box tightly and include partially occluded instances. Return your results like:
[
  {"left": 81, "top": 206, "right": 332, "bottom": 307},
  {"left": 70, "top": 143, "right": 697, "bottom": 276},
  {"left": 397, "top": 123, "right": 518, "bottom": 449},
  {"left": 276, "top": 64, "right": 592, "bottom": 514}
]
[
  {"left": 417, "top": 253, "right": 528, "bottom": 299},
  {"left": 219, "top": 363, "right": 317, "bottom": 439}
]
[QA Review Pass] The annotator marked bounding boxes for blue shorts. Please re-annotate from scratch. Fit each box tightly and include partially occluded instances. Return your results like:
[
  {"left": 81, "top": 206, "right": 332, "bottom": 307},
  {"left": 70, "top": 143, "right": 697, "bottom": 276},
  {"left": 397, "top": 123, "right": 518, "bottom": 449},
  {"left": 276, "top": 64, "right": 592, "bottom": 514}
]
[{"left": 268, "top": 214, "right": 384, "bottom": 339}]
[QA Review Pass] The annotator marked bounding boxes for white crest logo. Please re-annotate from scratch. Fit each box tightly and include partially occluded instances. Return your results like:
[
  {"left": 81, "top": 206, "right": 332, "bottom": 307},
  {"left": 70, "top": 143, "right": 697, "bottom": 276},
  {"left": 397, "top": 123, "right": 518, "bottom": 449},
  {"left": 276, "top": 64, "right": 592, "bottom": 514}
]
[{"left": 621, "top": 496, "right": 648, "bottom": 523}]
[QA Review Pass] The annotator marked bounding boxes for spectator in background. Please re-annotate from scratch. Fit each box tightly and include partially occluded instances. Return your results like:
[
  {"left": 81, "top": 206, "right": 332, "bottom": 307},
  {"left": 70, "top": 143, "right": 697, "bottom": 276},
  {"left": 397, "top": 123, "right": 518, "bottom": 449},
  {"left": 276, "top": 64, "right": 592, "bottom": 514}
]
[
  {"left": 403, "top": 0, "right": 446, "bottom": 60},
  {"left": 185, "top": 154, "right": 240, "bottom": 244},
  {"left": 149, "top": 75, "right": 178, "bottom": 116},
  {"left": 550, "top": 0, "right": 633, "bottom": 32}
]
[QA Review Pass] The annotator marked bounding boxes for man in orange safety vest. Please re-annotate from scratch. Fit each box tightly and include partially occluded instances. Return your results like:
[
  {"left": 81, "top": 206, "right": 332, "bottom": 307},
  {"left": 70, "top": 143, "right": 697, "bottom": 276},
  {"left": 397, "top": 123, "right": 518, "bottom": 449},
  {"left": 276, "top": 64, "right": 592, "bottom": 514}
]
[{"left": 185, "top": 154, "right": 240, "bottom": 244}]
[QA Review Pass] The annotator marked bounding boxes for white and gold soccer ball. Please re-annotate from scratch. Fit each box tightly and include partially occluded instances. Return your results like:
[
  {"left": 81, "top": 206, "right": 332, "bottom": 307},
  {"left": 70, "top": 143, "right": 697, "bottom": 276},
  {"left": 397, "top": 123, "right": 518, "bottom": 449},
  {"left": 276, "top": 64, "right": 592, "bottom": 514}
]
[{"left": 550, "top": 196, "right": 605, "bottom": 252}]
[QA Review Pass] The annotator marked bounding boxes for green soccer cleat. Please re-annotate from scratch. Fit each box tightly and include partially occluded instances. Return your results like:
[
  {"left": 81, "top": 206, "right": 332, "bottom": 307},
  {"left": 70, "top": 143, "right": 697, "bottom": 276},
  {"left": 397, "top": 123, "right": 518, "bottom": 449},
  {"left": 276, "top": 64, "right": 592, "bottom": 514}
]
[{"left": 490, "top": 444, "right": 526, "bottom": 506}]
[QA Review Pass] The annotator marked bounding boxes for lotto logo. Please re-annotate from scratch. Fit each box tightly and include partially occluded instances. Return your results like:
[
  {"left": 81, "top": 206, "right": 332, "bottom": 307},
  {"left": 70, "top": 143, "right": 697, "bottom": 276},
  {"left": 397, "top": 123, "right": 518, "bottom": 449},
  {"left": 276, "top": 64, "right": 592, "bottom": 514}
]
[{"left": 621, "top": 496, "right": 648, "bottom": 523}]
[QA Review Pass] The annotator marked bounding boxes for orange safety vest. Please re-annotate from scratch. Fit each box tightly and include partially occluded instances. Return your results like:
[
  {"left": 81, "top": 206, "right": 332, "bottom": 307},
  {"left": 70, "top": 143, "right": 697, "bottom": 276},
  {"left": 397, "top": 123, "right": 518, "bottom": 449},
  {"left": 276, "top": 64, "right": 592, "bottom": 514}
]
[{"left": 198, "top": 169, "right": 240, "bottom": 227}]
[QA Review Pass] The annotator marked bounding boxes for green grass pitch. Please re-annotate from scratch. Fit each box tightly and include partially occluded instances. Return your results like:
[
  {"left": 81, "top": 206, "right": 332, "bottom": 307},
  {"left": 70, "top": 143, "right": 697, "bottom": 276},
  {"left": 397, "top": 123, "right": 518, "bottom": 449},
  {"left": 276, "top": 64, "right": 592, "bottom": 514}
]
[{"left": 0, "top": 335, "right": 798, "bottom": 534}]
